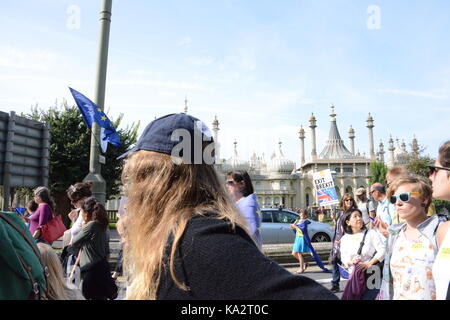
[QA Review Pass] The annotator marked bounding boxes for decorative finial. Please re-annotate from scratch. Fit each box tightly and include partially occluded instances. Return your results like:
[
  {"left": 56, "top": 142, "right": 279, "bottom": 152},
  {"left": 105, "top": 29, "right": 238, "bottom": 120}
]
[
  {"left": 184, "top": 95, "right": 188, "bottom": 113},
  {"left": 330, "top": 104, "right": 336, "bottom": 118}
]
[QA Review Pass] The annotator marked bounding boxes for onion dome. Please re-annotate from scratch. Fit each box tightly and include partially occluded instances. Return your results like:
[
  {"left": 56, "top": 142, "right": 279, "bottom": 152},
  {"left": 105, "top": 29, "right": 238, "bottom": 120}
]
[
  {"left": 267, "top": 141, "right": 296, "bottom": 174},
  {"left": 222, "top": 139, "right": 250, "bottom": 172}
]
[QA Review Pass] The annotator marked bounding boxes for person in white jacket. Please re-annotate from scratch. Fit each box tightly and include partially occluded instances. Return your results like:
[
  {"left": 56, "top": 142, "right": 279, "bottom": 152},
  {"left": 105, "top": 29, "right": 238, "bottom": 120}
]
[{"left": 340, "top": 208, "right": 386, "bottom": 299}]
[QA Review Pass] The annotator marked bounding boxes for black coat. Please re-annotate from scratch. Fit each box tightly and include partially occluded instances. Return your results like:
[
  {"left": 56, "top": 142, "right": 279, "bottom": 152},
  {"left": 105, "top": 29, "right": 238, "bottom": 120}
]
[{"left": 157, "top": 213, "right": 338, "bottom": 300}]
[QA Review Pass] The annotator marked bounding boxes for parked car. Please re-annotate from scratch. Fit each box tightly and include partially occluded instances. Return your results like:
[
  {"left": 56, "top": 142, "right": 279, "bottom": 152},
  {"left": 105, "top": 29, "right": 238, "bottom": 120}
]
[{"left": 260, "top": 208, "right": 334, "bottom": 244}]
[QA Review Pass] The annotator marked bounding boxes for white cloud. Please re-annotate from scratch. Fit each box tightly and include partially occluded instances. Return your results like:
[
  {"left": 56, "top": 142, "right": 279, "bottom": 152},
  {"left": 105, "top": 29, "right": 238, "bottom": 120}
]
[
  {"left": 0, "top": 46, "right": 63, "bottom": 71},
  {"left": 376, "top": 88, "right": 448, "bottom": 100},
  {"left": 178, "top": 36, "right": 192, "bottom": 47},
  {"left": 186, "top": 56, "right": 215, "bottom": 66}
]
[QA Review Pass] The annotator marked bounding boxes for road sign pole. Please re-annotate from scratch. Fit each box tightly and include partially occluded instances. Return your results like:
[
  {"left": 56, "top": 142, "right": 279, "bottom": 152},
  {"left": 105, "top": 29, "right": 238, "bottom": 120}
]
[{"left": 83, "top": 0, "right": 113, "bottom": 205}]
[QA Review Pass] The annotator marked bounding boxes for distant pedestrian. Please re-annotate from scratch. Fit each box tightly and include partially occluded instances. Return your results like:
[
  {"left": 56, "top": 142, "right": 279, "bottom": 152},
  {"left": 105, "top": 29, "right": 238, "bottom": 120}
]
[
  {"left": 226, "top": 170, "right": 262, "bottom": 249},
  {"left": 71, "top": 197, "right": 117, "bottom": 300},
  {"left": 430, "top": 140, "right": 450, "bottom": 300},
  {"left": 291, "top": 209, "right": 312, "bottom": 274},
  {"left": 376, "top": 175, "right": 439, "bottom": 300},
  {"left": 117, "top": 113, "right": 337, "bottom": 300},
  {"left": 22, "top": 200, "right": 38, "bottom": 228},
  {"left": 370, "top": 182, "right": 395, "bottom": 233},
  {"left": 355, "top": 187, "right": 376, "bottom": 228},
  {"left": 328, "top": 193, "right": 356, "bottom": 293},
  {"left": 61, "top": 182, "right": 93, "bottom": 280},
  {"left": 29, "top": 186, "right": 55, "bottom": 244}
]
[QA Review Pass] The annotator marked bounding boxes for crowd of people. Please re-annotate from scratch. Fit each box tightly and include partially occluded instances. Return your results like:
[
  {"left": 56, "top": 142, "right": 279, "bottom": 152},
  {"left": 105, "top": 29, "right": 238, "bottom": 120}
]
[{"left": 1, "top": 112, "right": 449, "bottom": 301}]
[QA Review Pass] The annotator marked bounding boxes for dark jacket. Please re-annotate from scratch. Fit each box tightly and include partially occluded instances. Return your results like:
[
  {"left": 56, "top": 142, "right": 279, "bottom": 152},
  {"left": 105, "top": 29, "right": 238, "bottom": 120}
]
[{"left": 157, "top": 213, "right": 338, "bottom": 300}]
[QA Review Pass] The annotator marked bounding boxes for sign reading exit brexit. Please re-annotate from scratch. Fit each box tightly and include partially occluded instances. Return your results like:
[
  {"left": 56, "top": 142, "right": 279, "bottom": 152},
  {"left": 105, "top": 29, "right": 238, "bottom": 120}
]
[{"left": 313, "top": 169, "right": 339, "bottom": 206}]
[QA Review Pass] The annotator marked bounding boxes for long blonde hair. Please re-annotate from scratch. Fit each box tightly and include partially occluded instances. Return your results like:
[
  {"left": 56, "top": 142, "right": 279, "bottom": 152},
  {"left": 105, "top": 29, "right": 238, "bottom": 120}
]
[
  {"left": 121, "top": 150, "right": 250, "bottom": 300},
  {"left": 36, "top": 243, "right": 82, "bottom": 300}
]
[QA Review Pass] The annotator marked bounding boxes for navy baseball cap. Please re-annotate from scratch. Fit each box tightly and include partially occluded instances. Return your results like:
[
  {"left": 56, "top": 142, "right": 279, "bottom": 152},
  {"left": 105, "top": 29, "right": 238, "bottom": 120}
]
[{"left": 117, "top": 113, "right": 215, "bottom": 164}]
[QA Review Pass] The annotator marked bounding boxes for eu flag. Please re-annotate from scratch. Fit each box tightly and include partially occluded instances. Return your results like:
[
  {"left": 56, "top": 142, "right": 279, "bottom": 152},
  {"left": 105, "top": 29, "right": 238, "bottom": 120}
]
[{"left": 69, "top": 87, "right": 121, "bottom": 152}]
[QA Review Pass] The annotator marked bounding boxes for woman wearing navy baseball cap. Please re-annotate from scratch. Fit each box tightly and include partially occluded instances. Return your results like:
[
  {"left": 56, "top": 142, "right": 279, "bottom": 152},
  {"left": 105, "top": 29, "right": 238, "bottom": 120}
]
[{"left": 118, "top": 113, "right": 337, "bottom": 300}]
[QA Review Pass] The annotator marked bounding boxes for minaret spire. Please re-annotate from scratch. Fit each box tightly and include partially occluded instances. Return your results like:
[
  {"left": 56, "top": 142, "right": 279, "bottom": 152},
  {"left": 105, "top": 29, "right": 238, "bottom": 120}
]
[{"left": 183, "top": 95, "right": 188, "bottom": 114}]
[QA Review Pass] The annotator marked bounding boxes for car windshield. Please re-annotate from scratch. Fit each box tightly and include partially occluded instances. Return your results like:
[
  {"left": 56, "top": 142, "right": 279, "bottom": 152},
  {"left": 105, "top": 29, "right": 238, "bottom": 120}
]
[{"left": 272, "top": 210, "right": 298, "bottom": 223}]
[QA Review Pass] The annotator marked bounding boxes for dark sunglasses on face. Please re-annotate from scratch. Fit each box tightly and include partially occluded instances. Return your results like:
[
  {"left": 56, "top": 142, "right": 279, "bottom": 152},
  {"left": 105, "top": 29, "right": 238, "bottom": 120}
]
[
  {"left": 389, "top": 192, "right": 422, "bottom": 204},
  {"left": 428, "top": 165, "right": 450, "bottom": 176}
]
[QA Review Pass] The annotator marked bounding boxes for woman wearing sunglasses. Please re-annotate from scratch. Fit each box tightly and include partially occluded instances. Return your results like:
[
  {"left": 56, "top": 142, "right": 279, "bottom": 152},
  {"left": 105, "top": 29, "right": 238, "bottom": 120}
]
[
  {"left": 377, "top": 175, "right": 439, "bottom": 300},
  {"left": 225, "top": 170, "right": 262, "bottom": 250},
  {"left": 430, "top": 140, "right": 450, "bottom": 300},
  {"left": 328, "top": 193, "right": 356, "bottom": 293}
]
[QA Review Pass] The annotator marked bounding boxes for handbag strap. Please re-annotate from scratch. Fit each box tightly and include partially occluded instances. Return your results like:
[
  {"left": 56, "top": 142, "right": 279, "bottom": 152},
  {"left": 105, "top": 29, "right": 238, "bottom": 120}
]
[{"left": 357, "top": 229, "right": 369, "bottom": 256}]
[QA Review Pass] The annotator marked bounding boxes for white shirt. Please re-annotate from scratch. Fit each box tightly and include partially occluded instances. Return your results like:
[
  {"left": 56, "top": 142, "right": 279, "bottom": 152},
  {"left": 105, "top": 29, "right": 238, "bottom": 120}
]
[
  {"left": 376, "top": 197, "right": 395, "bottom": 226},
  {"left": 340, "top": 229, "right": 386, "bottom": 274},
  {"left": 433, "top": 229, "right": 450, "bottom": 300},
  {"left": 69, "top": 210, "right": 84, "bottom": 245}
]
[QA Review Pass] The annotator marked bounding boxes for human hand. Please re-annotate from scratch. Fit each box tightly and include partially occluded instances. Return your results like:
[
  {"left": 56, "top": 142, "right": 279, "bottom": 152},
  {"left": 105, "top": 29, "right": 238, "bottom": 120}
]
[
  {"left": 374, "top": 216, "right": 389, "bottom": 238},
  {"left": 68, "top": 209, "right": 78, "bottom": 222},
  {"left": 357, "top": 261, "right": 372, "bottom": 271},
  {"left": 351, "top": 257, "right": 361, "bottom": 265}
]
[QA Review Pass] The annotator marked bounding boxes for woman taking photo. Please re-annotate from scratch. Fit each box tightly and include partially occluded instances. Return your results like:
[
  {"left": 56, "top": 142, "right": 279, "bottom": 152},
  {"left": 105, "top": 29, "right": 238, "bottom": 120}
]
[
  {"left": 329, "top": 193, "right": 356, "bottom": 293},
  {"left": 61, "top": 182, "right": 93, "bottom": 279},
  {"left": 430, "top": 140, "right": 450, "bottom": 300},
  {"left": 225, "top": 170, "right": 262, "bottom": 249},
  {"left": 118, "top": 113, "right": 337, "bottom": 300},
  {"left": 29, "top": 186, "right": 55, "bottom": 243},
  {"left": 340, "top": 209, "right": 385, "bottom": 299},
  {"left": 376, "top": 175, "right": 439, "bottom": 300},
  {"left": 71, "top": 197, "right": 116, "bottom": 300}
]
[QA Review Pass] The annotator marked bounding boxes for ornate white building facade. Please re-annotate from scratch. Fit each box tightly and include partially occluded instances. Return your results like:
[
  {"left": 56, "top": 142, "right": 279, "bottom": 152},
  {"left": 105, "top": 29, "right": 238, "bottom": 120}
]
[{"left": 214, "top": 106, "right": 419, "bottom": 209}]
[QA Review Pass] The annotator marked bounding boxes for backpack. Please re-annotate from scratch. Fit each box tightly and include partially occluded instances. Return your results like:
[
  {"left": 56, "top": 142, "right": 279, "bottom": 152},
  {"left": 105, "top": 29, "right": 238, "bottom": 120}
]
[{"left": 0, "top": 211, "right": 47, "bottom": 299}]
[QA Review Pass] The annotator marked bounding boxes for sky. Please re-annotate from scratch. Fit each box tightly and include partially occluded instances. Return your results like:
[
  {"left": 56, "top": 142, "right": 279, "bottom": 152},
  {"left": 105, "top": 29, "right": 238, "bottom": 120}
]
[{"left": 1, "top": 0, "right": 449, "bottom": 166}]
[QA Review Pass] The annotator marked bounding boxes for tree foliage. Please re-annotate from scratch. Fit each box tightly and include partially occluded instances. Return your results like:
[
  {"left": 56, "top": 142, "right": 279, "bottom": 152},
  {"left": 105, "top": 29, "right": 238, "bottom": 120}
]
[
  {"left": 369, "top": 161, "right": 388, "bottom": 185},
  {"left": 24, "top": 101, "right": 139, "bottom": 224}
]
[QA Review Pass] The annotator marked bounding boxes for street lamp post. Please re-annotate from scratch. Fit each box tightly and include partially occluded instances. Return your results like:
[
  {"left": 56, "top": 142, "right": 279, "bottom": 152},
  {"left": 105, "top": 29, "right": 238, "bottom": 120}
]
[{"left": 83, "top": 0, "right": 113, "bottom": 205}]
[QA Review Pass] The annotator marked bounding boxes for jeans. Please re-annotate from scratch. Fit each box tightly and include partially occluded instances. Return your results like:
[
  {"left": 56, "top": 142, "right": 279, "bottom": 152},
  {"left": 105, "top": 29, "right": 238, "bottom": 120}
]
[{"left": 331, "top": 261, "right": 340, "bottom": 287}]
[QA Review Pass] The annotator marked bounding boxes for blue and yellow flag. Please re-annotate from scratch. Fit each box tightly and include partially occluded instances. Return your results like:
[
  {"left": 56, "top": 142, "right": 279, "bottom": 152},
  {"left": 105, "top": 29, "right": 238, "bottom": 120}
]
[{"left": 69, "top": 87, "right": 121, "bottom": 152}]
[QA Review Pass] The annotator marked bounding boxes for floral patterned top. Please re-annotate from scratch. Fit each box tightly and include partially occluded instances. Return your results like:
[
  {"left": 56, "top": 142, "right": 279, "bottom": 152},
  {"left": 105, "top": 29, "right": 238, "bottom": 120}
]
[{"left": 390, "top": 230, "right": 437, "bottom": 300}]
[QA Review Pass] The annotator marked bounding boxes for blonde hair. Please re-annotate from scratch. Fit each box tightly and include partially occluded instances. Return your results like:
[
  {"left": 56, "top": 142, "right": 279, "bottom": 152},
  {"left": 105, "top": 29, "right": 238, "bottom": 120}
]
[
  {"left": 121, "top": 150, "right": 250, "bottom": 300},
  {"left": 37, "top": 243, "right": 82, "bottom": 300},
  {"left": 387, "top": 175, "right": 433, "bottom": 212}
]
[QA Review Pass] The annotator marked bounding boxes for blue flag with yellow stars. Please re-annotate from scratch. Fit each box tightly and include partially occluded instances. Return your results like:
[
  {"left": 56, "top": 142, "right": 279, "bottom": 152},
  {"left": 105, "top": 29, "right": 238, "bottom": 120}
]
[{"left": 69, "top": 87, "right": 121, "bottom": 152}]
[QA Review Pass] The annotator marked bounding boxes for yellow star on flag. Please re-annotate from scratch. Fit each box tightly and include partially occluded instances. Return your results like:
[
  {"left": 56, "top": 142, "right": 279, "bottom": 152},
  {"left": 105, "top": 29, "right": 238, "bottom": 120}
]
[
  {"left": 97, "top": 108, "right": 102, "bottom": 112},
  {"left": 101, "top": 116, "right": 107, "bottom": 121}
]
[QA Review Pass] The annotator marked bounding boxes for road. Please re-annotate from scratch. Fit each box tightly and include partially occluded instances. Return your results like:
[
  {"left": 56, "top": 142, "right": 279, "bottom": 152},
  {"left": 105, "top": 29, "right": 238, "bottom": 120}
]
[{"left": 281, "top": 262, "right": 346, "bottom": 299}]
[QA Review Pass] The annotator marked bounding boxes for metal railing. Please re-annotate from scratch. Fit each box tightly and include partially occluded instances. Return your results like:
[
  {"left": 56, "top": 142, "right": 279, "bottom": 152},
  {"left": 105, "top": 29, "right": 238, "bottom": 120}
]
[{"left": 107, "top": 210, "right": 118, "bottom": 223}]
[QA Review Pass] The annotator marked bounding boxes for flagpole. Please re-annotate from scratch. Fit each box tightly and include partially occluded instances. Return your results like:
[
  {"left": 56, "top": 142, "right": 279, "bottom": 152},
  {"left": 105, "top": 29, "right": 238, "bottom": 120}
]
[{"left": 83, "top": 0, "right": 112, "bottom": 205}]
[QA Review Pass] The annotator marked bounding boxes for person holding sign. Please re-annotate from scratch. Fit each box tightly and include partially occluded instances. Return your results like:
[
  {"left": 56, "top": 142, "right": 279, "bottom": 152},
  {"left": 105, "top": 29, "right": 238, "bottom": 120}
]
[
  {"left": 376, "top": 175, "right": 439, "bottom": 300},
  {"left": 290, "top": 209, "right": 312, "bottom": 274}
]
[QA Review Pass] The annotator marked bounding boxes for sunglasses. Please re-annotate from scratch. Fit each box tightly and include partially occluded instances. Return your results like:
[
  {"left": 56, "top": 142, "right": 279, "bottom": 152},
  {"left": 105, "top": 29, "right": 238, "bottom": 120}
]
[
  {"left": 428, "top": 165, "right": 450, "bottom": 176},
  {"left": 344, "top": 199, "right": 353, "bottom": 202},
  {"left": 389, "top": 192, "right": 422, "bottom": 204}
]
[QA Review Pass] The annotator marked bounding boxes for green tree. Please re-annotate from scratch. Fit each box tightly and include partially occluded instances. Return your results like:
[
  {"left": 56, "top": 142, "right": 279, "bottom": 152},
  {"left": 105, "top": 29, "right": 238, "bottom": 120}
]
[
  {"left": 403, "top": 144, "right": 450, "bottom": 216},
  {"left": 369, "top": 161, "right": 388, "bottom": 185},
  {"left": 25, "top": 101, "right": 139, "bottom": 225}
]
